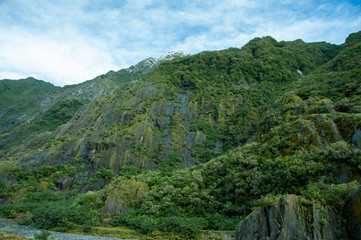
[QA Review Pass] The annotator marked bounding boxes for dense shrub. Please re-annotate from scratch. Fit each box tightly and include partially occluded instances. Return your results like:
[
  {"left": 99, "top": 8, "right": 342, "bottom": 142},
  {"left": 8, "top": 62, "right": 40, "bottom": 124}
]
[
  {"left": 159, "top": 216, "right": 205, "bottom": 238},
  {"left": 34, "top": 230, "right": 51, "bottom": 240},
  {"left": 0, "top": 190, "right": 99, "bottom": 232}
]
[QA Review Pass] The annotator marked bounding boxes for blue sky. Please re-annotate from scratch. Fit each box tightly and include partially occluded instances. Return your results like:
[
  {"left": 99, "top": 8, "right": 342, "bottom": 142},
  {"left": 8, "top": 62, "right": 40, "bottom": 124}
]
[{"left": 0, "top": 0, "right": 360, "bottom": 86}]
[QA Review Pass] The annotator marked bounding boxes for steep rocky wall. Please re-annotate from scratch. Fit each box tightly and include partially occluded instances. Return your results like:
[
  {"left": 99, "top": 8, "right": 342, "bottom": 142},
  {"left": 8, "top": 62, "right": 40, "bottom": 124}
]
[
  {"left": 12, "top": 79, "right": 249, "bottom": 177},
  {"left": 235, "top": 195, "right": 343, "bottom": 240}
]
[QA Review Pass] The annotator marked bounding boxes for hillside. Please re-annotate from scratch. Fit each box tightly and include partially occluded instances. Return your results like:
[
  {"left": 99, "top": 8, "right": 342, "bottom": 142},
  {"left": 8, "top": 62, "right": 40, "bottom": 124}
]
[
  {"left": 0, "top": 51, "right": 189, "bottom": 154},
  {"left": 0, "top": 77, "right": 61, "bottom": 132},
  {"left": 0, "top": 51, "right": 189, "bottom": 133},
  {"left": 0, "top": 31, "right": 360, "bottom": 239}
]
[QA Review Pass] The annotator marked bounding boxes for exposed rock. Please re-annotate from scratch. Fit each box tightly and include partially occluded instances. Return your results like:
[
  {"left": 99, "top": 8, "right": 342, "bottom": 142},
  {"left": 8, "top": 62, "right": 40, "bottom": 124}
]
[
  {"left": 126, "top": 51, "right": 189, "bottom": 75},
  {"left": 236, "top": 208, "right": 269, "bottom": 240},
  {"left": 352, "top": 127, "right": 361, "bottom": 146},
  {"left": 102, "top": 178, "right": 149, "bottom": 216},
  {"left": 236, "top": 195, "right": 342, "bottom": 240},
  {"left": 54, "top": 177, "right": 74, "bottom": 191},
  {"left": 343, "top": 187, "right": 361, "bottom": 240},
  {"left": 156, "top": 51, "right": 190, "bottom": 64}
]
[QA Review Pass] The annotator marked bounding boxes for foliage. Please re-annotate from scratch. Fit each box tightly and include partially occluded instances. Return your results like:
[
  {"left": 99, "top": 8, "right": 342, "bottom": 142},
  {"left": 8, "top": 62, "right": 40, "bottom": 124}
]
[
  {"left": 34, "top": 99, "right": 86, "bottom": 131},
  {"left": 0, "top": 98, "right": 86, "bottom": 152},
  {"left": 318, "top": 141, "right": 361, "bottom": 166},
  {"left": 0, "top": 190, "right": 99, "bottom": 232},
  {"left": 34, "top": 230, "right": 51, "bottom": 240},
  {"left": 158, "top": 216, "right": 204, "bottom": 238},
  {"left": 0, "top": 77, "right": 60, "bottom": 131},
  {"left": 91, "top": 166, "right": 114, "bottom": 181},
  {"left": 121, "top": 139, "right": 360, "bottom": 233},
  {"left": 112, "top": 212, "right": 157, "bottom": 234}
]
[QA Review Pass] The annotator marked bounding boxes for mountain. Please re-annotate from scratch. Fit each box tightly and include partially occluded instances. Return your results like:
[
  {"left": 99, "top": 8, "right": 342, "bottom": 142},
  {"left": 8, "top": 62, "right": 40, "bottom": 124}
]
[
  {"left": 0, "top": 51, "right": 189, "bottom": 152},
  {"left": 0, "top": 32, "right": 360, "bottom": 239},
  {"left": 1, "top": 37, "right": 343, "bottom": 173},
  {"left": 0, "top": 51, "right": 189, "bottom": 133}
]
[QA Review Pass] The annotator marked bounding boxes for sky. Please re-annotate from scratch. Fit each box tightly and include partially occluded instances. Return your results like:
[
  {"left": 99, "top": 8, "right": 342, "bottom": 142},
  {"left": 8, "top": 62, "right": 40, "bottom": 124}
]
[{"left": 0, "top": 0, "right": 360, "bottom": 86}]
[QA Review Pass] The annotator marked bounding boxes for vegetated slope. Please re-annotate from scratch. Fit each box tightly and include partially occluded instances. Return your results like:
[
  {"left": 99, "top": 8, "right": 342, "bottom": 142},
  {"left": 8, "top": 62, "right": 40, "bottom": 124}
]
[
  {"left": 1, "top": 36, "right": 340, "bottom": 183},
  {"left": 112, "top": 32, "right": 360, "bottom": 237},
  {"left": 0, "top": 32, "right": 360, "bottom": 238},
  {"left": 0, "top": 64, "right": 151, "bottom": 154},
  {"left": 0, "top": 52, "right": 188, "bottom": 162},
  {"left": 0, "top": 51, "right": 187, "bottom": 134},
  {"left": 0, "top": 77, "right": 61, "bottom": 132}
]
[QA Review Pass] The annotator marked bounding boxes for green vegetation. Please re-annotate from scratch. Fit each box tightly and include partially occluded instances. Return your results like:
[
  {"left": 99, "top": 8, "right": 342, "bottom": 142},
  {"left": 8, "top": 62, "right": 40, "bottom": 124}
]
[
  {"left": 34, "top": 99, "right": 87, "bottom": 131},
  {"left": 0, "top": 98, "right": 86, "bottom": 153},
  {"left": 0, "top": 31, "right": 361, "bottom": 238},
  {"left": 0, "top": 78, "right": 61, "bottom": 130},
  {"left": 107, "top": 141, "right": 359, "bottom": 237},
  {"left": 34, "top": 230, "right": 51, "bottom": 240},
  {"left": 0, "top": 190, "right": 99, "bottom": 232}
]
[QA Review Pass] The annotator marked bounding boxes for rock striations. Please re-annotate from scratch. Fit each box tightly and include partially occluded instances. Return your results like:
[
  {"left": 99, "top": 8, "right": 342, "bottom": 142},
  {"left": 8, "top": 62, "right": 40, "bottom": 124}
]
[{"left": 236, "top": 195, "right": 342, "bottom": 240}]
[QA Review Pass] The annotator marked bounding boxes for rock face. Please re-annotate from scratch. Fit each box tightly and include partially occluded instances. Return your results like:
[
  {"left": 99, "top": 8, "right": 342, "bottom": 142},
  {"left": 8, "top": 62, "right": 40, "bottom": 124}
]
[
  {"left": 236, "top": 195, "right": 341, "bottom": 240},
  {"left": 102, "top": 179, "right": 149, "bottom": 216},
  {"left": 343, "top": 188, "right": 361, "bottom": 240}
]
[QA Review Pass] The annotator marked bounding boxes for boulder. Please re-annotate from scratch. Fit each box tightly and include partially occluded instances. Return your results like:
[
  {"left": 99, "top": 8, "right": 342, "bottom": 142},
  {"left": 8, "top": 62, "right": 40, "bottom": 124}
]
[{"left": 236, "top": 195, "right": 341, "bottom": 240}]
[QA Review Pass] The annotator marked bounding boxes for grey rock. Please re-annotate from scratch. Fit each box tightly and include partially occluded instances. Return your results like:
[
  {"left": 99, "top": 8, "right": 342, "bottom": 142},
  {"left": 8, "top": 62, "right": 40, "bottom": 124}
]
[
  {"left": 54, "top": 177, "right": 73, "bottom": 191},
  {"left": 352, "top": 126, "right": 361, "bottom": 146},
  {"left": 343, "top": 187, "right": 361, "bottom": 240},
  {"left": 156, "top": 51, "right": 190, "bottom": 64},
  {"left": 235, "top": 208, "right": 269, "bottom": 240},
  {"left": 236, "top": 195, "right": 341, "bottom": 240}
]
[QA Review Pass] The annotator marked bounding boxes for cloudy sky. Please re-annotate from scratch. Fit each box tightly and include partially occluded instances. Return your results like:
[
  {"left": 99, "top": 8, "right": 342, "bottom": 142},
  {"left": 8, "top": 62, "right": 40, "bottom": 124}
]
[{"left": 0, "top": 0, "right": 360, "bottom": 86}]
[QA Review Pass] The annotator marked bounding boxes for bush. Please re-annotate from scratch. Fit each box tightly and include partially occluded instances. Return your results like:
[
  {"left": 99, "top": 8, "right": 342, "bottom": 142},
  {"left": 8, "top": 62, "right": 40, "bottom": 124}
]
[
  {"left": 138, "top": 215, "right": 157, "bottom": 234},
  {"left": 319, "top": 141, "right": 361, "bottom": 166},
  {"left": 1, "top": 190, "right": 99, "bottom": 232},
  {"left": 112, "top": 213, "right": 157, "bottom": 234},
  {"left": 203, "top": 213, "right": 240, "bottom": 230},
  {"left": 159, "top": 216, "right": 204, "bottom": 239},
  {"left": 34, "top": 230, "right": 51, "bottom": 240}
]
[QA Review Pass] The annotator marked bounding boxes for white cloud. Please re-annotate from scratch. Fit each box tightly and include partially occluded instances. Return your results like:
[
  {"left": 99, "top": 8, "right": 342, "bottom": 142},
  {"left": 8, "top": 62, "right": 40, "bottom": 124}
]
[
  {"left": 0, "top": 0, "right": 360, "bottom": 86},
  {"left": 0, "top": 27, "right": 120, "bottom": 86},
  {"left": 0, "top": 71, "right": 28, "bottom": 80}
]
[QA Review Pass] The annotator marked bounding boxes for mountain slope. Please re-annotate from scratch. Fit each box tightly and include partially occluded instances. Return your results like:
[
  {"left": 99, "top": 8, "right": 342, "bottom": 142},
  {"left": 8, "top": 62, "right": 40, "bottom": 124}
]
[
  {"left": 0, "top": 51, "right": 189, "bottom": 154},
  {"left": 0, "top": 77, "right": 61, "bottom": 131},
  {"left": 0, "top": 31, "right": 360, "bottom": 238},
  {"left": 0, "top": 51, "right": 189, "bottom": 133},
  {"left": 1, "top": 37, "right": 345, "bottom": 187}
]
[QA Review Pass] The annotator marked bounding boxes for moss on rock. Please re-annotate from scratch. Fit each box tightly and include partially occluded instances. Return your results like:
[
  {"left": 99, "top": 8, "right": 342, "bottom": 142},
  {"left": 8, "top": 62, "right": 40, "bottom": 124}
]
[{"left": 102, "top": 178, "right": 149, "bottom": 216}]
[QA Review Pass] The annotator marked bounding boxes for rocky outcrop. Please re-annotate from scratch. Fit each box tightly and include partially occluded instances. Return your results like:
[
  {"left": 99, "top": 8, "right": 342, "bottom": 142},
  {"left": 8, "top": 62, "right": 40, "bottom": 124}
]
[
  {"left": 102, "top": 178, "right": 149, "bottom": 216},
  {"left": 236, "top": 195, "right": 342, "bottom": 240}
]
